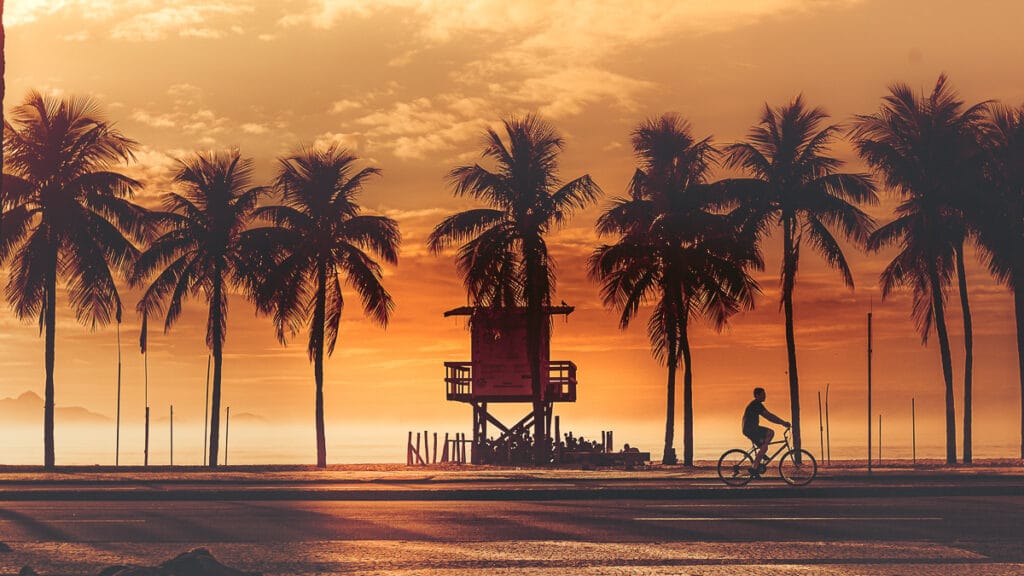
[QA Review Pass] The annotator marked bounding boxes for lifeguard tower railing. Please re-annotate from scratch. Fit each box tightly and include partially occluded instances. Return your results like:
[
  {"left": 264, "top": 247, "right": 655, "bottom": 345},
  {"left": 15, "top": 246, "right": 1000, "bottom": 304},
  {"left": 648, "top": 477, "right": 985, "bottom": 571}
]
[{"left": 445, "top": 360, "right": 577, "bottom": 403}]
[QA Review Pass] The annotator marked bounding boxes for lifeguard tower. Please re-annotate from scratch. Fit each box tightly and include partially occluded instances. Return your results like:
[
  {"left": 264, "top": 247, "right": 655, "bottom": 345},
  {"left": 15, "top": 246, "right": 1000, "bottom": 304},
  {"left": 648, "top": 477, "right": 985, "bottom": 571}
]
[{"left": 443, "top": 305, "right": 577, "bottom": 464}]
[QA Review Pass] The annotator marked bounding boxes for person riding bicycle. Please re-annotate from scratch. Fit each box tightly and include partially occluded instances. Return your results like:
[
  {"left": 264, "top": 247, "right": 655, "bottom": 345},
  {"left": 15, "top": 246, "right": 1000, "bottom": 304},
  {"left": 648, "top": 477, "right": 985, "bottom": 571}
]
[{"left": 742, "top": 387, "right": 790, "bottom": 474}]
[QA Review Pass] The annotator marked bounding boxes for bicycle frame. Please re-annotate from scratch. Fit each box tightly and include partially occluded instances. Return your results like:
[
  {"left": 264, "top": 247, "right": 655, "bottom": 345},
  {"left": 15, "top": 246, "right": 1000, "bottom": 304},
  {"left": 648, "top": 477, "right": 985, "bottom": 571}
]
[{"left": 746, "top": 435, "right": 790, "bottom": 466}]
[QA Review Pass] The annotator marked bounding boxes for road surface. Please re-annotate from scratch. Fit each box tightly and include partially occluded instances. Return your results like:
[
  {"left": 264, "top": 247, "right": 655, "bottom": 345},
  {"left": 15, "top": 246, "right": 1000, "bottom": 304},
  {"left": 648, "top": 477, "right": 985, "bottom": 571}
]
[{"left": 1, "top": 493, "right": 1021, "bottom": 574}]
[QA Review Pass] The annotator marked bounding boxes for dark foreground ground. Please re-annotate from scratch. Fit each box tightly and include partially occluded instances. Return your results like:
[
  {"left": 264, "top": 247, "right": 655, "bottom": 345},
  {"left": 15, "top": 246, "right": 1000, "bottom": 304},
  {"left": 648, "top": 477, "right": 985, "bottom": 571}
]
[{"left": 0, "top": 459, "right": 1021, "bottom": 575}]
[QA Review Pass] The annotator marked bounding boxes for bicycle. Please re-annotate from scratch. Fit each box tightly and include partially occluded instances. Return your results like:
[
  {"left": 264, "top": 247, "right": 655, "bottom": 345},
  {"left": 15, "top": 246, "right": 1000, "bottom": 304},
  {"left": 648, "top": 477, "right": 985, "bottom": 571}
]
[{"left": 717, "top": 428, "right": 817, "bottom": 486}]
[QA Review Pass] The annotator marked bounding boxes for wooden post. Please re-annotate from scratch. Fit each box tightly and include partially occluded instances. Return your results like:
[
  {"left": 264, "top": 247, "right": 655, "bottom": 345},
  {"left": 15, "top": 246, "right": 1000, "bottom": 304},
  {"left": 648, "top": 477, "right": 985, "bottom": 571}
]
[
  {"left": 442, "top": 433, "right": 450, "bottom": 463},
  {"left": 407, "top": 431, "right": 413, "bottom": 465},
  {"left": 224, "top": 406, "right": 230, "bottom": 466},
  {"left": 825, "top": 383, "right": 831, "bottom": 466},
  {"left": 415, "top": 433, "right": 422, "bottom": 464},
  {"left": 818, "top": 390, "right": 824, "bottom": 464},
  {"left": 912, "top": 398, "right": 917, "bottom": 465},
  {"left": 461, "top": 433, "right": 467, "bottom": 463},
  {"left": 878, "top": 414, "right": 882, "bottom": 463},
  {"left": 554, "top": 415, "right": 560, "bottom": 463},
  {"left": 423, "top": 429, "right": 429, "bottom": 464},
  {"left": 433, "top": 432, "right": 438, "bottom": 464},
  {"left": 608, "top": 431, "right": 613, "bottom": 453}
]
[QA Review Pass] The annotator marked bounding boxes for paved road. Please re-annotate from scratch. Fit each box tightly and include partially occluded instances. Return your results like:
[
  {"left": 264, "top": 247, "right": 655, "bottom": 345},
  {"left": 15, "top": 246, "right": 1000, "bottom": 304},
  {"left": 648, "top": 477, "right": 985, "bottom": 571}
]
[{"left": 1, "top": 494, "right": 1021, "bottom": 575}]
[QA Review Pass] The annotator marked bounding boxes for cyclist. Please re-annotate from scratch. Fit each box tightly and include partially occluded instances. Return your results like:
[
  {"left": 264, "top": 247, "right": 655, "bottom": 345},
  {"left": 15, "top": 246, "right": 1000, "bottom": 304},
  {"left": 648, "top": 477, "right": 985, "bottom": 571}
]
[{"left": 742, "top": 387, "right": 790, "bottom": 474}]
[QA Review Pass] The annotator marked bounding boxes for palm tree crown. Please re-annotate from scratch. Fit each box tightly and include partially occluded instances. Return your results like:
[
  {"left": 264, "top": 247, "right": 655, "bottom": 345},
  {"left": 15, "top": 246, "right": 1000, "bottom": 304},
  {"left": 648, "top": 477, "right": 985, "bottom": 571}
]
[
  {"left": 1, "top": 91, "right": 145, "bottom": 467},
  {"left": 723, "top": 96, "right": 878, "bottom": 454},
  {"left": 132, "top": 149, "right": 266, "bottom": 467},
  {"left": 254, "top": 144, "right": 400, "bottom": 467},
  {"left": 591, "top": 114, "right": 761, "bottom": 465},
  {"left": 428, "top": 114, "right": 601, "bottom": 464}
]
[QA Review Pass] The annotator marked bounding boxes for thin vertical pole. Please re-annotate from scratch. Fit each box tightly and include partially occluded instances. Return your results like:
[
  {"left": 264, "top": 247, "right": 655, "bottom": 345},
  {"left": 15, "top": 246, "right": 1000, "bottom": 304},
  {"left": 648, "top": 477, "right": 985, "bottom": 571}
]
[
  {"left": 170, "top": 405, "right": 174, "bottom": 466},
  {"left": 224, "top": 406, "right": 230, "bottom": 466},
  {"left": 817, "top": 390, "right": 824, "bottom": 463},
  {"left": 554, "top": 415, "right": 560, "bottom": 463},
  {"left": 878, "top": 414, "right": 882, "bottom": 462},
  {"left": 433, "top": 432, "right": 438, "bottom": 464},
  {"left": 825, "top": 383, "right": 831, "bottom": 466},
  {"left": 144, "top": 340, "right": 149, "bottom": 467},
  {"left": 115, "top": 320, "right": 122, "bottom": 466},
  {"left": 203, "top": 355, "right": 210, "bottom": 466},
  {"left": 868, "top": 312, "right": 873, "bottom": 474},
  {"left": 912, "top": 398, "right": 917, "bottom": 465}
]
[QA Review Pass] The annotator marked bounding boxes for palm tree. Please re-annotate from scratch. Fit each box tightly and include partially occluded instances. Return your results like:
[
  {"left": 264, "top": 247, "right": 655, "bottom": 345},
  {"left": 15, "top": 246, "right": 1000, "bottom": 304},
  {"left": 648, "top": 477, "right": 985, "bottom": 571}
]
[
  {"left": 978, "top": 104, "right": 1024, "bottom": 458},
  {"left": 427, "top": 114, "right": 601, "bottom": 465},
  {"left": 590, "top": 114, "right": 760, "bottom": 466},
  {"left": 1, "top": 91, "right": 145, "bottom": 468},
  {"left": 851, "top": 75, "right": 988, "bottom": 464},
  {"left": 722, "top": 96, "right": 878, "bottom": 455},
  {"left": 251, "top": 144, "right": 399, "bottom": 468},
  {"left": 132, "top": 149, "right": 266, "bottom": 468}
]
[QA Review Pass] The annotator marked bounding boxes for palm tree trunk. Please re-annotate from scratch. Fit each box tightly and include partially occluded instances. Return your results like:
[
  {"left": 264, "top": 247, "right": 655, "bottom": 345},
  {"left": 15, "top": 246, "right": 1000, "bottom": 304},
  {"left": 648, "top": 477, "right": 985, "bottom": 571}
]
[
  {"left": 527, "top": 310, "right": 545, "bottom": 465},
  {"left": 929, "top": 265, "right": 957, "bottom": 464},
  {"left": 44, "top": 264, "right": 57, "bottom": 469},
  {"left": 782, "top": 217, "right": 802, "bottom": 454},
  {"left": 1015, "top": 279, "right": 1024, "bottom": 460},
  {"left": 314, "top": 264, "right": 328, "bottom": 468},
  {"left": 680, "top": 313, "right": 694, "bottom": 467},
  {"left": 207, "top": 275, "right": 224, "bottom": 468},
  {"left": 663, "top": 321, "right": 678, "bottom": 466},
  {"left": 954, "top": 243, "right": 973, "bottom": 464},
  {"left": 524, "top": 246, "right": 548, "bottom": 466}
]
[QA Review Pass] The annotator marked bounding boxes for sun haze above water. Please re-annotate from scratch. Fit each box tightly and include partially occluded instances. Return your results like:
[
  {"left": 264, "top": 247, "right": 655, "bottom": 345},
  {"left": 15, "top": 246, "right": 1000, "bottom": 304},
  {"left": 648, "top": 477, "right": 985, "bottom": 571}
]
[{"left": 1, "top": 0, "right": 1022, "bottom": 464}]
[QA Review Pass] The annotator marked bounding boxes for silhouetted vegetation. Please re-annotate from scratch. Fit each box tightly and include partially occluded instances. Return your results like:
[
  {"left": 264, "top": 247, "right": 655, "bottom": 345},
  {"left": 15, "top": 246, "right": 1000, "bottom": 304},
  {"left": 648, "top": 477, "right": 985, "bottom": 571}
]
[
  {"left": 590, "top": 114, "right": 760, "bottom": 466},
  {"left": 1, "top": 92, "right": 146, "bottom": 468},
  {"left": 250, "top": 144, "right": 399, "bottom": 468},
  {"left": 721, "top": 96, "right": 878, "bottom": 457},
  {"left": 132, "top": 150, "right": 268, "bottom": 467},
  {"left": 851, "top": 75, "right": 988, "bottom": 464}
]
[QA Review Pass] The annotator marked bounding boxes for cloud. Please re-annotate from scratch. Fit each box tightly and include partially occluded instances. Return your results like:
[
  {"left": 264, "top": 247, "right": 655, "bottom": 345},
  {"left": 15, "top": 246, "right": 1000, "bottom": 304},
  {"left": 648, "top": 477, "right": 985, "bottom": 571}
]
[
  {"left": 241, "top": 123, "right": 270, "bottom": 134},
  {"left": 10, "top": 0, "right": 256, "bottom": 41},
  {"left": 278, "top": 0, "right": 864, "bottom": 120},
  {"left": 353, "top": 97, "right": 492, "bottom": 160},
  {"left": 111, "top": 3, "right": 255, "bottom": 41}
]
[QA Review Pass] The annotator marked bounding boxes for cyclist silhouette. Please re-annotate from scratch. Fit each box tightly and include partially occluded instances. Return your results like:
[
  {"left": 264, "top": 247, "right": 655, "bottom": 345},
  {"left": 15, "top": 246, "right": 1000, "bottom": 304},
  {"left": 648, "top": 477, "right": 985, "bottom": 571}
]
[{"left": 742, "top": 387, "right": 790, "bottom": 473}]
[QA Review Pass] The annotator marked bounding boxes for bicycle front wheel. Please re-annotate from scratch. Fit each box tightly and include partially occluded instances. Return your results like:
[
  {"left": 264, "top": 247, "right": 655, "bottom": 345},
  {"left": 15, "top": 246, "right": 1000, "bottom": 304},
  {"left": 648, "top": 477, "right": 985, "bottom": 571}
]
[
  {"left": 717, "top": 449, "right": 755, "bottom": 486},
  {"left": 778, "top": 449, "right": 817, "bottom": 486}
]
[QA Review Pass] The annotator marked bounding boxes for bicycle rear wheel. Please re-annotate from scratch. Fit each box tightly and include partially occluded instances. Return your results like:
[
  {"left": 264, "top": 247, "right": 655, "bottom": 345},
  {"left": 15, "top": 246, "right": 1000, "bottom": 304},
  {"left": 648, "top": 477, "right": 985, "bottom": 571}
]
[
  {"left": 717, "top": 449, "right": 755, "bottom": 486},
  {"left": 778, "top": 449, "right": 817, "bottom": 486}
]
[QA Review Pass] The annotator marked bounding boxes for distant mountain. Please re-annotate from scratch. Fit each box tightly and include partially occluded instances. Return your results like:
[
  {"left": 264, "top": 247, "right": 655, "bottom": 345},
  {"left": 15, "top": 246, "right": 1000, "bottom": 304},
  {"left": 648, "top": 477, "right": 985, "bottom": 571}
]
[
  {"left": 0, "top": 391, "right": 111, "bottom": 424},
  {"left": 231, "top": 412, "right": 268, "bottom": 423}
]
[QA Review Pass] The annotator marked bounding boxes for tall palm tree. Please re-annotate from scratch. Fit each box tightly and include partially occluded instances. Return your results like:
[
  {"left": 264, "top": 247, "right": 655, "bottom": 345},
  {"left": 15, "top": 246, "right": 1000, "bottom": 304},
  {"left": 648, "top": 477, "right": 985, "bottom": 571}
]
[
  {"left": 132, "top": 149, "right": 266, "bottom": 468},
  {"left": 427, "top": 114, "right": 601, "bottom": 465},
  {"left": 722, "top": 96, "right": 878, "bottom": 455},
  {"left": 251, "top": 144, "right": 399, "bottom": 468},
  {"left": 978, "top": 104, "right": 1024, "bottom": 458},
  {"left": 590, "top": 114, "right": 760, "bottom": 466},
  {"left": 851, "top": 75, "right": 988, "bottom": 464},
  {"left": 1, "top": 91, "right": 145, "bottom": 468}
]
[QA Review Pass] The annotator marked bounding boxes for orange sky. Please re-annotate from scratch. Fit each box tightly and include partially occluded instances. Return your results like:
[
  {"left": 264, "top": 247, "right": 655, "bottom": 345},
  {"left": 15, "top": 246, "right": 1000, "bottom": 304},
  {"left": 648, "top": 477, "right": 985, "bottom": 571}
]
[{"left": 2, "top": 0, "right": 1022, "bottom": 464}]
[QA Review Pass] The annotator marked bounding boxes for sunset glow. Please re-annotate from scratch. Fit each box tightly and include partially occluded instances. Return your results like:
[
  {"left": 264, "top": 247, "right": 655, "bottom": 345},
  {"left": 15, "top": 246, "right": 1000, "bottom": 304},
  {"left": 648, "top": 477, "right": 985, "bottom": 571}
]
[{"left": 3, "top": 0, "right": 1022, "bottom": 465}]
